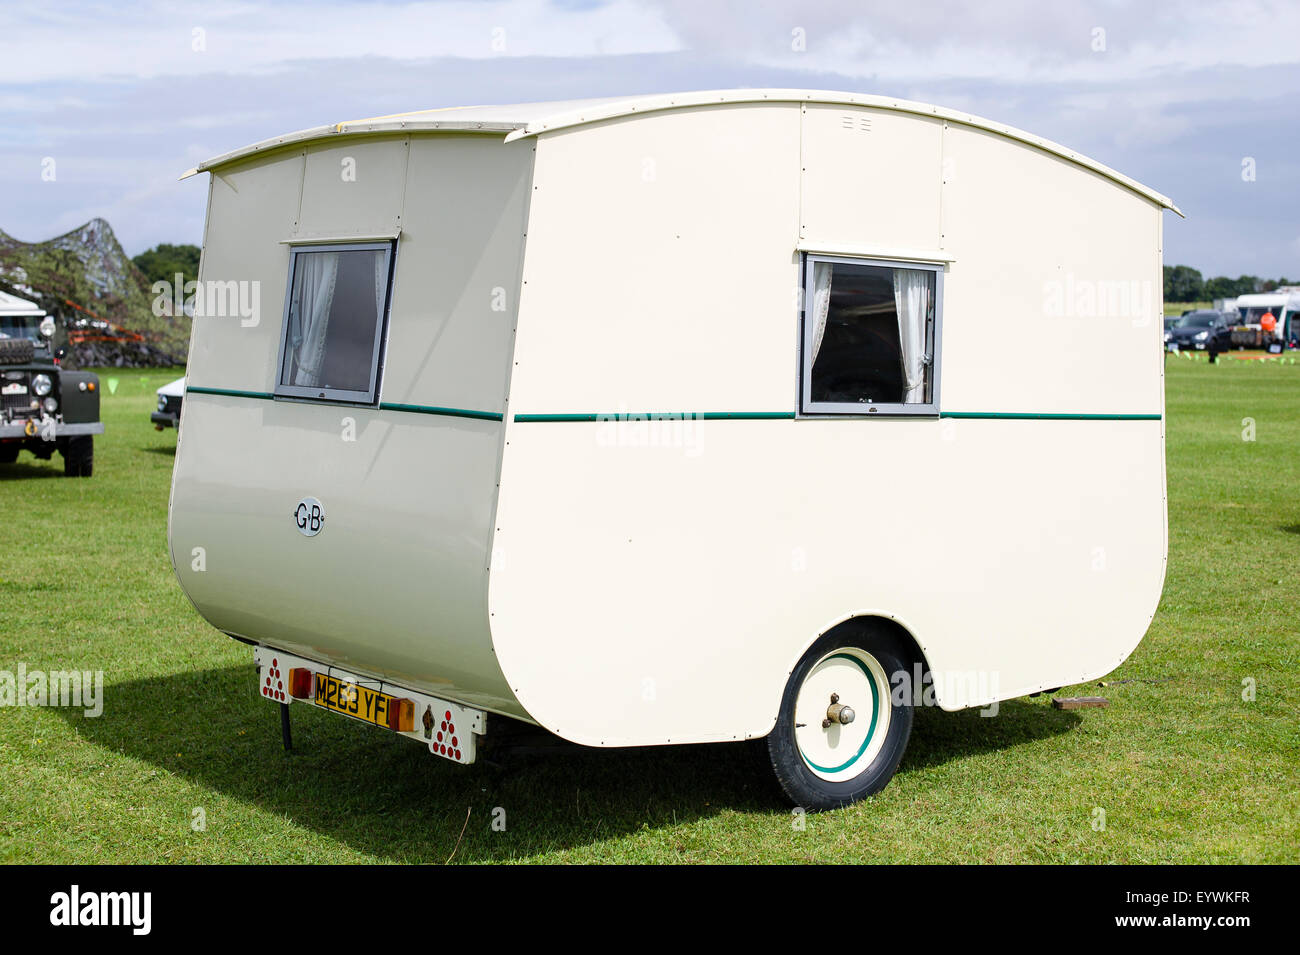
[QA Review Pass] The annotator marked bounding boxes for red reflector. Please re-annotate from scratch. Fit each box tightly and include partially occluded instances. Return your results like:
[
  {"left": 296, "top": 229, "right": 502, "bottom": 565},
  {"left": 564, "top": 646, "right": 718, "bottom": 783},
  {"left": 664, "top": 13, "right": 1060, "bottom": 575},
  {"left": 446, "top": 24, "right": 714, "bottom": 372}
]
[
  {"left": 287, "top": 668, "right": 314, "bottom": 699},
  {"left": 388, "top": 698, "right": 415, "bottom": 732}
]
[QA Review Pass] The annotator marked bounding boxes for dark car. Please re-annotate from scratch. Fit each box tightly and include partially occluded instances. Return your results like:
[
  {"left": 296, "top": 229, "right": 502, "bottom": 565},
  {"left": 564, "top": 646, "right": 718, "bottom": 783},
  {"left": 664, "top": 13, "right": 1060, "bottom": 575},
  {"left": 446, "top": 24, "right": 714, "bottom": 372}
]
[
  {"left": 0, "top": 313, "right": 104, "bottom": 476},
  {"left": 1163, "top": 310, "right": 1228, "bottom": 351}
]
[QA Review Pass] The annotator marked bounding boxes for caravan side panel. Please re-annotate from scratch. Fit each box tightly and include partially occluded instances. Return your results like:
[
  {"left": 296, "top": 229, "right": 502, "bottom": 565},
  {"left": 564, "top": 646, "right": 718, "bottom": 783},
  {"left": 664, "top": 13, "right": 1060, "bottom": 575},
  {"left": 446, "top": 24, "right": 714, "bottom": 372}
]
[{"left": 490, "top": 104, "right": 1166, "bottom": 747}]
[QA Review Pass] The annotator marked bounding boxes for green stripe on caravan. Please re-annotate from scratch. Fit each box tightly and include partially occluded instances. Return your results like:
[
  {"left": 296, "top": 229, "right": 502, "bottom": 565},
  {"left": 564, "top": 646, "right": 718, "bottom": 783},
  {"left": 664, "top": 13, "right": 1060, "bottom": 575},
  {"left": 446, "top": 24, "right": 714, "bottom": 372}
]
[
  {"left": 512, "top": 411, "right": 1160, "bottom": 421},
  {"left": 513, "top": 412, "right": 796, "bottom": 422},
  {"left": 185, "top": 392, "right": 1160, "bottom": 423}
]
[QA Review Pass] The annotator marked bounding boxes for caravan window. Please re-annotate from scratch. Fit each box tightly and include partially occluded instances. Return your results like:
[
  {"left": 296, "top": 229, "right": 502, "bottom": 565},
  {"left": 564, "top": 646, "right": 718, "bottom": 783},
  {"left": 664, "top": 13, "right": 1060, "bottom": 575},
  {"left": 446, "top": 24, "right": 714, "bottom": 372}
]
[
  {"left": 800, "top": 255, "right": 942, "bottom": 415},
  {"left": 275, "top": 241, "right": 394, "bottom": 403}
]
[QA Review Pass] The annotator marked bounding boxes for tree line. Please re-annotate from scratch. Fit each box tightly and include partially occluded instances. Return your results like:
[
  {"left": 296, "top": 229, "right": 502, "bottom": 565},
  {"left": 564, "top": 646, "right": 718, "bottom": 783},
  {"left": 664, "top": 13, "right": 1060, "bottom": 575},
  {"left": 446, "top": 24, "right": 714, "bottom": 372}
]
[
  {"left": 1164, "top": 265, "right": 1294, "bottom": 303},
  {"left": 132, "top": 243, "right": 201, "bottom": 292}
]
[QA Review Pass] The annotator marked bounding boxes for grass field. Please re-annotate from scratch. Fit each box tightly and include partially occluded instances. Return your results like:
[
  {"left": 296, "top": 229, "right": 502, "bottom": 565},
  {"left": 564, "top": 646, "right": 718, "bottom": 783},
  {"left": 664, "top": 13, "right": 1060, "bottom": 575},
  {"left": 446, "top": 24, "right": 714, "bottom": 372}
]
[
  {"left": 1165, "top": 301, "right": 1214, "bottom": 316},
  {"left": 1, "top": 358, "right": 1297, "bottom": 864}
]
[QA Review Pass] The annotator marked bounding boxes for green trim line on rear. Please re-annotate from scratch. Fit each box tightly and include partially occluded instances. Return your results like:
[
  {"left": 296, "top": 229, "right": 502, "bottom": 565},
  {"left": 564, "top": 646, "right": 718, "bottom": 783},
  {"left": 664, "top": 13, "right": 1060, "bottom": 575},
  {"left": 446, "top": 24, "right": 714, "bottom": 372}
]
[
  {"left": 186, "top": 386, "right": 274, "bottom": 401},
  {"left": 186, "top": 388, "right": 502, "bottom": 421}
]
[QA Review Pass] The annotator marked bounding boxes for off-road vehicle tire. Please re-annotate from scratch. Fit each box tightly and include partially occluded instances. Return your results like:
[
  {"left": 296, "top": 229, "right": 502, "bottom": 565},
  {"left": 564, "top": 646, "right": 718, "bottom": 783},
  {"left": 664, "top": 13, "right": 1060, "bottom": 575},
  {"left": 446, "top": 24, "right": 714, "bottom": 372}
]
[{"left": 63, "top": 435, "right": 93, "bottom": 477}]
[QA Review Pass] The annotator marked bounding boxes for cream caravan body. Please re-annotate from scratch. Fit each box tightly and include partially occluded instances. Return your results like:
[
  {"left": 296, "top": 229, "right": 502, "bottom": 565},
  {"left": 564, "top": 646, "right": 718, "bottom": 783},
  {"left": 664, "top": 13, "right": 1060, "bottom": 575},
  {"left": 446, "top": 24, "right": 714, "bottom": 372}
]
[{"left": 170, "top": 91, "right": 1175, "bottom": 804}]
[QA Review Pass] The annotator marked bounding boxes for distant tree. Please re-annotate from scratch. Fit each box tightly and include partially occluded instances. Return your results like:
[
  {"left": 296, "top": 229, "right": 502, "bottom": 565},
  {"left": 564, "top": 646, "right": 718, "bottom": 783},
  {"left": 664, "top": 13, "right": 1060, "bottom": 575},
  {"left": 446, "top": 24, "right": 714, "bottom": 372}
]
[
  {"left": 1204, "top": 275, "right": 1236, "bottom": 300},
  {"left": 1168, "top": 272, "right": 1295, "bottom": 302},
  {"left": 132, "top": 243, "right": 201, "bottom": 291},
  {"left": 1163, "top": 265, "right": 1204, "bottom": 302}
]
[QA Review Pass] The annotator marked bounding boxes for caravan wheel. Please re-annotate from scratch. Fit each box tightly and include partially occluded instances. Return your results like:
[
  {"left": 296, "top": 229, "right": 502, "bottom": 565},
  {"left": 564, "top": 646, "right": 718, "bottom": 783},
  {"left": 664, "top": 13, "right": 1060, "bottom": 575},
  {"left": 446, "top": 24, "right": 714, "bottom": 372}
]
[{"left": 766, "top": 627, "right": 914, "bottom": 810}]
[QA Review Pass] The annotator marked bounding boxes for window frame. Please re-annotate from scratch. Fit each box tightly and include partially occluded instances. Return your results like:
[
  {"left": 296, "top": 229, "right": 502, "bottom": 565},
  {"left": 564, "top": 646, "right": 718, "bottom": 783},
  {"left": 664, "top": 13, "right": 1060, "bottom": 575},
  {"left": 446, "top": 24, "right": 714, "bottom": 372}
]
[
  {"left": 798, "top": 252, "right": 945, "bottom": 417},
  {"left": 273, "top": 240, "right": 396, "bottom": 405}
]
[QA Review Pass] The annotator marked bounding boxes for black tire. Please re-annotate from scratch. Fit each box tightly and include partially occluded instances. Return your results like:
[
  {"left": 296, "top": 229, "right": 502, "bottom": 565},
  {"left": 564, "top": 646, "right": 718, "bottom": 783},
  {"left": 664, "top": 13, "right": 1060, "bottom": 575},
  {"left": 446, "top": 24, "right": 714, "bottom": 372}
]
[
  {"left": 62, "top": 436, "right": 93, "bottom": 477},
  {"left": 0, "top": 444, "right": 19, "bottom": 464},
  {"left": 766, "top": 622, "right": 915, "bottom": 810}
]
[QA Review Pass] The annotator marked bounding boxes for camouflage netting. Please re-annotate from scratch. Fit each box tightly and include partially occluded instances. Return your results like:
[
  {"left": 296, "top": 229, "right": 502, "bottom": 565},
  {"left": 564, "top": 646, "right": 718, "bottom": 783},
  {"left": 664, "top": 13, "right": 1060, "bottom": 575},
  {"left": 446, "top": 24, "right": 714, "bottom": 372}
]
[
  {"left": 0, "top": 218, "right": 190, "bottom": 367},
  {"left": 68, "top": 338, "right": 186, "bottom": 369}
]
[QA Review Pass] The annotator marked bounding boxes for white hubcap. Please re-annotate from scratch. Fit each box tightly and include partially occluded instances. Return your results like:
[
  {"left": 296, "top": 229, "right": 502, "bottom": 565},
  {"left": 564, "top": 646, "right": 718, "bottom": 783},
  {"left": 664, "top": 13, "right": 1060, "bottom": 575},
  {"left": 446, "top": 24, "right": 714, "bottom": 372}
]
[{"left": 794, "top": 648, "right": 891, "bottom": 782}]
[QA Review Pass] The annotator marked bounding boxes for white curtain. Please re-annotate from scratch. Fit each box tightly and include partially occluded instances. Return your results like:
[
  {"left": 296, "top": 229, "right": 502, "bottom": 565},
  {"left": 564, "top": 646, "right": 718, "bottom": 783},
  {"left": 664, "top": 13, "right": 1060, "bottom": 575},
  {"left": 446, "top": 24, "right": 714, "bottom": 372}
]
[
  {"left": 373, "top": 250, "right": 387, "bottom": 324},
  {"left": 289, "top": 252, "right": 340, "bottom": 387},
  {"left": 893, "top": 269, "right": 930, "bottom": 403},
  {"left": 810, "top": 262, "right": 834, "bottom": 362}
]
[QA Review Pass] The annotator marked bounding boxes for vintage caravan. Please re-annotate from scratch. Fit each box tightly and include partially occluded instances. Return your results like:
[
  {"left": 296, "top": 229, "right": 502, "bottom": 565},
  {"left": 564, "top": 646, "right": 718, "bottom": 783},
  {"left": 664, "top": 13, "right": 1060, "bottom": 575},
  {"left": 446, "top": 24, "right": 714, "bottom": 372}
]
[{"left": 170, "top": 90, "right": 1177, "bottom": 808}]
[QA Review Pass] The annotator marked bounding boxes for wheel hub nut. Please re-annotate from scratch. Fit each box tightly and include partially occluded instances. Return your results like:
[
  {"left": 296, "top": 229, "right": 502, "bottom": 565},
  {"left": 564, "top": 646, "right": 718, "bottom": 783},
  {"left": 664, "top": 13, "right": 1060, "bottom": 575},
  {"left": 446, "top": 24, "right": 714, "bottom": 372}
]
[{"left": 823, "top": 693, "right": 855, "bottom": 728}]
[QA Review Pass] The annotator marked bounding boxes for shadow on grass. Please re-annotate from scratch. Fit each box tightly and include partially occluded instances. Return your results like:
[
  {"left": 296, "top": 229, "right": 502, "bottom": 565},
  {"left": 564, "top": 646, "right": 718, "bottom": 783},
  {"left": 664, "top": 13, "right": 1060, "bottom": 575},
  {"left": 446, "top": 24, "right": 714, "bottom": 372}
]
[
  {"left": 0, "top": 459, "right": 63, "bottom": 481},
  {"left": 140, "top": 445, "right": 176, "bottom": 456},
  {"left": 1279, "top": 524, "right": 1300, "bottom": 536},
  {"left": 907, "top": 697, "right": 1080, "bottom": 772},
  {"left": 57, "top": 665, "right": 1077, "bottom": 862}
]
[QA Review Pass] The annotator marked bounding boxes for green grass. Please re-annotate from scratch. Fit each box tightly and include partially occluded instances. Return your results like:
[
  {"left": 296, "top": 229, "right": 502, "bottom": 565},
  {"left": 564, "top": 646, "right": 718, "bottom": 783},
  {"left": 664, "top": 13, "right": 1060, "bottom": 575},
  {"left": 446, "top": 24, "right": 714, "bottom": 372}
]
[
  {"left": 1166, "top": 301, "right": 1214, "bottom": 315},
  {"left": 1, "top": 359, "right": 1297, "bottom": 864}
]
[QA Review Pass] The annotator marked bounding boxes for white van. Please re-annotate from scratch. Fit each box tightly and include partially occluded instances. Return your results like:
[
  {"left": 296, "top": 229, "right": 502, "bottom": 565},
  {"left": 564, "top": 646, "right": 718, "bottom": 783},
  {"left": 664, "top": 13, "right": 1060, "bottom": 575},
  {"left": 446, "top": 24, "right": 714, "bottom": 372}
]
[{"left": 169, "top": 90, "right": 1177, "bottom": 808}]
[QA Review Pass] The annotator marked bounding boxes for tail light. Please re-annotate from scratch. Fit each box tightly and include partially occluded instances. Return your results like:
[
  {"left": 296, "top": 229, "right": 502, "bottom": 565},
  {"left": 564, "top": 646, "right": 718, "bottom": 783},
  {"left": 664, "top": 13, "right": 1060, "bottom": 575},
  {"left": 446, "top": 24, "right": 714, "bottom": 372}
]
[
  {"left": 287, "top": 667, "right": 314, "bottom": 699},
  {"left": 387, "top": 697, "right": 415, "bottom": 732}
]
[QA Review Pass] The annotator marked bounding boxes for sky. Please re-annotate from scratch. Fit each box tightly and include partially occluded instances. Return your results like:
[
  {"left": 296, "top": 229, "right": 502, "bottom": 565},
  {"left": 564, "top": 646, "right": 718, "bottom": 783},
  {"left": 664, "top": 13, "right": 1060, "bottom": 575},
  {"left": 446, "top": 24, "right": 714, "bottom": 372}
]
[{"left": 0, "top": 0, "right": 1296, "bottom": 278}]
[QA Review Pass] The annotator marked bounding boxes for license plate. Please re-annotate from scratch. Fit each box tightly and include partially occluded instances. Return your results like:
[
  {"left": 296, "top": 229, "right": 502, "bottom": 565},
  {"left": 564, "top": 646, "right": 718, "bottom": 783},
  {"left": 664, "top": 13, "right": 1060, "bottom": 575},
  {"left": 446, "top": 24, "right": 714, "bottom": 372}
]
[
  {"left": 1, "top": 383, "right": 26, "bottom": 395},
  {"left": 314, "top": 673, "right": 395, "bottom": 727},
  {"left": 254, "top": 647, "right": 484, "bottom": 764}
]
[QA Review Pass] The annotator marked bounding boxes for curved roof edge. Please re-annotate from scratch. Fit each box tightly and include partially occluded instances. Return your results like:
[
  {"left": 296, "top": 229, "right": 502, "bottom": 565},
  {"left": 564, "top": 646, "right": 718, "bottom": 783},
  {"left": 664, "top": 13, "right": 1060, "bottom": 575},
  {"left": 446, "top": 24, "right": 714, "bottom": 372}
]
[{"left": 182, "top": 89, "right": 1181, "bottom": 215}]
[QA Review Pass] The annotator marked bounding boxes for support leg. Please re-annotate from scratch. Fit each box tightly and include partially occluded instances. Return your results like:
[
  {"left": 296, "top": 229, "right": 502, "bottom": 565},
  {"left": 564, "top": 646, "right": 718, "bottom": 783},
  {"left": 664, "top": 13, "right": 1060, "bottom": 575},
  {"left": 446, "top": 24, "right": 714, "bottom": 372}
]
[{"left": 280, "top": 702, "right": 292, "bottom": 752}]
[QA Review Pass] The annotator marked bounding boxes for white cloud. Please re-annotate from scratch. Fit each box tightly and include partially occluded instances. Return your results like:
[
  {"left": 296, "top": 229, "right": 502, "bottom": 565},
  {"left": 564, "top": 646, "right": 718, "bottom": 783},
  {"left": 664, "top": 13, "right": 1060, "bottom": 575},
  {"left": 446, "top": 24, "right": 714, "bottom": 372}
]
[
  {"left": 0, "top": 0, "right": 683, "bottom": 83},
  {"left": 657, "top": 0, "right": 1300, "bottom": 82}
]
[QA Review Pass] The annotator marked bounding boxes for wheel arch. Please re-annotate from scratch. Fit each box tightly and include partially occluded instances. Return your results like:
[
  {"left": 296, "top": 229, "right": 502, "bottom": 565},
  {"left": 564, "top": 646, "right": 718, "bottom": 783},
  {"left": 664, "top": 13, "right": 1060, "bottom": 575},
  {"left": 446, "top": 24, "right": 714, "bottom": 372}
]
[{"left": 780, "top": 611, "right": 937, "bottom": 710}]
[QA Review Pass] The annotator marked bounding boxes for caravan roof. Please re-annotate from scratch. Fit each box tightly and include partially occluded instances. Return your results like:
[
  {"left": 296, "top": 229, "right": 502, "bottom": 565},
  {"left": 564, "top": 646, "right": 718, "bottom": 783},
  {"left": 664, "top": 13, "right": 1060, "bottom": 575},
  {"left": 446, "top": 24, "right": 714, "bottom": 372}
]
[{"left": 182, "top": 89, "right": 1181, "bottom": 214}]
